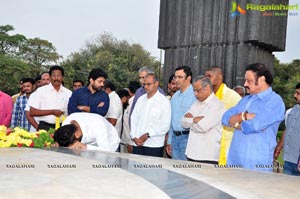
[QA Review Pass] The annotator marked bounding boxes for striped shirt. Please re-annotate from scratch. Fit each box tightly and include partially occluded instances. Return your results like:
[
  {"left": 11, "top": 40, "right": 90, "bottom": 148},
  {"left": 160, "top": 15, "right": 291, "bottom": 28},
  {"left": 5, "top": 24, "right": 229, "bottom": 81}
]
[{"left": 11, "top": 95, "right": 31, "bottom": 131}]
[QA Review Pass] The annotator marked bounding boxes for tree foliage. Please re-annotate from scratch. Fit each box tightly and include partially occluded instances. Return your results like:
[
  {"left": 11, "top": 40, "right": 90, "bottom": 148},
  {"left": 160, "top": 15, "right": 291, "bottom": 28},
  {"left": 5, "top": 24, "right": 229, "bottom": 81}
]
[
  {"left": 61, "top": 32, "right": 160, "bottom": 89},
  {"left": 0, "top": 25, "right": 61, "bottom": 95},
  {"left": 0, "top": 54, "right": 33, "bottom": 95},
  {"left": 0, "top": 25, "right": 27, "bottom": 56},
  {"left": 20, "top": 37, "right": 61, "bottom": 68},
  {"left": 273, "top": 58, "right": 300, "bottom": 109}
]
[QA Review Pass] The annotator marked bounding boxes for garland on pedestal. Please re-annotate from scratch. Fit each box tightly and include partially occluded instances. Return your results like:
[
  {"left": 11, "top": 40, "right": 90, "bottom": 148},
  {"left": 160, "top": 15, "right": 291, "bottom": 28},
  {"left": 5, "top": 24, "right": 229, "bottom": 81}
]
[{"left": 0, "top": 125, "right": 54, "bottom": 148}]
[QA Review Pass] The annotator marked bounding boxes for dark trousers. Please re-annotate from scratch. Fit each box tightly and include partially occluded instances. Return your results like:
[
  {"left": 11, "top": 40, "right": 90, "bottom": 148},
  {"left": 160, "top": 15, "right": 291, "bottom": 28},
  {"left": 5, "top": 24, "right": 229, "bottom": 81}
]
[
  {"left": 187, "top": 157, "right": 218, "bottom": 165},
  {"left": 133, "top": 146, "right": 164, "bottom": 157},
  {"left": 38, "top": 121, "right": 56, "bottom": 131}
]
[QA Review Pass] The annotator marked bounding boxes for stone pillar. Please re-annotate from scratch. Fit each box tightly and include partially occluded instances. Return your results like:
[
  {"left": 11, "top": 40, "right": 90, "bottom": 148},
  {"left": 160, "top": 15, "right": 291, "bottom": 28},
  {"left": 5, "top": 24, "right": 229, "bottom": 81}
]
[{"left": 158, "top": 0, "right": 289, "bottom": 87}]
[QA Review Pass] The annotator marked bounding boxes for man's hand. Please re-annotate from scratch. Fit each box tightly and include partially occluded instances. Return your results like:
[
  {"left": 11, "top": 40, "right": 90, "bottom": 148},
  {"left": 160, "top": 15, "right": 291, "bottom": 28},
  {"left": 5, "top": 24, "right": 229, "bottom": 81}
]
[
  {"left": 69, "top": 141, "right": 87, "bottom": 150},
  {"left": 139, "top": 133, "right": 149, "bottom": 142},
  {"left": 228, "top": 114, "right": 241, "bottom": 127},
  {"left": 184, "top": 113, "right": 193, "bottom": 118},
  {"left": 52, "top": 109, "right": 64, "bottom": 117},
  {"left": 133, "top": 137, "right": 144, "bottom": 146},
  {"left": 246, "top": 113, "right": 256, "bottom": 120},
  {"left": 51, "top": 142, "right": 59, "bottom": 148},
  {"left": 127, "top": 145, "right": 133, "bottom": 153},
  {"left": 193, "top": 116, "right": 204, "bottom": 123},
  {"left": 77, "top": 105, "right": 90, "bottom": 112},
  {"left": 273, "top": 147, "right": 281, "bottom": 160},
  {"left": 166, "top": 144, "right": 172, "bottom": 156},
  {"left": 97, "top": 102, "right": 105, "bottom": 107}
]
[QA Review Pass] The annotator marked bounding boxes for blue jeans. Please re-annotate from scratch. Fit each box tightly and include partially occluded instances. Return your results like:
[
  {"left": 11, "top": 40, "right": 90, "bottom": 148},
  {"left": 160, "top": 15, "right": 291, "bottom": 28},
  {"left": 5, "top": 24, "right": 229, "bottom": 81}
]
[
  {"left": 283, "top": 161, "right": 300, "bottom": 176},
  {"left": 171, "top": 134, "right": 189, "bottom": 160}
]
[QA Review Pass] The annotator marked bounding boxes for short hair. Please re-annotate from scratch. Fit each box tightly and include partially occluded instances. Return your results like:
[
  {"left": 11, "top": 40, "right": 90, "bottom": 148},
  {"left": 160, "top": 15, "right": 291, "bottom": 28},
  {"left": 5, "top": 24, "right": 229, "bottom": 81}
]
[
  {"left": 49, "top": 65, "right": 64, "bottom": 77},
  {"left": 53, "top": 124, "right": 77, "bottom": 147},
  {"left": 35, "top": 75, "right": 41, "bottom": 82},
  {"left": 73, "top": 79, "right": 84, "bottom": 86},
  {"left": 296, "top": 83, "right": 300, "bottom": 89},
  {"left": 145, "top": 72, "right": 158, "bottom": 82},
  {"left": 175, "top": 65, "right": 193, "bottom": 83},
  {"left": 116, "top": 89, "right": 130, "bottom": 99},
  {"left": 22, "top": 78, "right": 35, "bottom": 85},
  {"left": 246, "top": 63, "right": 273, "bottom": 85},
  {"left": 206, "top": 66, "right": 224, "bottom": 77},
  {"left": 128, "top": 81, "right": 140, "bottom": 94},
  {"left": 138, "top": 66, "right": 154, "bottom": 74},
  {"left": 88, "top": 68, "right": 108, "bottom": 80},
  {"left": 193, "top": 75, "right": 213, "bottom": 91},
  {"left": 41, "top": 71, "right": 49, "bottom": 76},
  {"left": 168, "top": 74, "right": 175, "bottom": 83},
  {"left": 103, "top": 80, "right": 116, "bottom": 91},
  {"left": 233, "top": 85, "right": 246, "bottom": 96}
]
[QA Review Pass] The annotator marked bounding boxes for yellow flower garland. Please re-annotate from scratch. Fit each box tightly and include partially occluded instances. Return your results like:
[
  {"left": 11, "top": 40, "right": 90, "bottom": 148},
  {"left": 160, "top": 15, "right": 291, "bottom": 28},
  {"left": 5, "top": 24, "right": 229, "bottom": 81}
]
[{"left": 0, "top": 125, "right": 54, "bottom": 148}]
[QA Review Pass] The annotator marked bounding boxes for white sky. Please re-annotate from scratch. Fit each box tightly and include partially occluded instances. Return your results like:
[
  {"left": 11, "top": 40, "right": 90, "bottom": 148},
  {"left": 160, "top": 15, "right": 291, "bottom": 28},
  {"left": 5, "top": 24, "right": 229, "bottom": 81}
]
[{"left": 0, "top": 0, "right": 299, "bottom": 63}]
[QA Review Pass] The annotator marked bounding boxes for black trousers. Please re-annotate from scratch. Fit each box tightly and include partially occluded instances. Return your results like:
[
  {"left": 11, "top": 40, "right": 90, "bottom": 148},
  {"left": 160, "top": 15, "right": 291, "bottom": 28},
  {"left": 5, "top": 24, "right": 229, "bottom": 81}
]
[
  {"left": 38, "top": 121, "right": 56, "bottom": 131},
  {"left": 187, "top": 157, "right": 218, "bottom": 165},
  {"left": 133, "top": 146, "right": 164, "bottom": 157}
]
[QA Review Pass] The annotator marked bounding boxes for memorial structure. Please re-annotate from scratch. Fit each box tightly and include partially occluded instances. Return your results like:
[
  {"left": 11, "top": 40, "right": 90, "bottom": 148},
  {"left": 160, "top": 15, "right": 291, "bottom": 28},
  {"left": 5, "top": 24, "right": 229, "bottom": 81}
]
[{"left": 158, "top": 0, "right": 289, "bottom": 87}]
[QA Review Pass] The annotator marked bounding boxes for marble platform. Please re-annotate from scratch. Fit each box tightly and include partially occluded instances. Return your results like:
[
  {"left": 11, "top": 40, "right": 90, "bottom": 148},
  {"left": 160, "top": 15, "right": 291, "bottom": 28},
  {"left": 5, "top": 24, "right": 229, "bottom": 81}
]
[{"left": 0, "top": 148, "right": 299, "bottom": 199}]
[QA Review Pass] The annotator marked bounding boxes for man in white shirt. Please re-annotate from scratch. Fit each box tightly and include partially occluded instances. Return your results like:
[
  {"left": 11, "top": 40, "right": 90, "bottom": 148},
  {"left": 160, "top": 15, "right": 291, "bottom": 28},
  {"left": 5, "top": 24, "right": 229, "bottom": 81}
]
[
  {"left": 28, "top": 66, "right": 72, "bottom": 130},
  {"left": 104, "top": 80, "right": 123, "bottom": 138},
  {"left": 54, "top": 112, "right": 120, "bottom": 152},
  {"left": 181, "top": 76, "right": 225, "bottom": 164},
  {"left": 131, "top": 73, "right": 171, "bottom": 157}
]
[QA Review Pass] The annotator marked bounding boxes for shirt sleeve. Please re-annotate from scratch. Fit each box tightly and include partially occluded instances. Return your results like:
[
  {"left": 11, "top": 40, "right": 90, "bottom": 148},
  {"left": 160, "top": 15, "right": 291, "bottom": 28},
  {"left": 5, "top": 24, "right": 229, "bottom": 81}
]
[
  {"left": 191, "top": 103, "right": 225, "bottom": 133},
  {"left": 130, "top": 98, "right": 140, "bottom": 139},
  {"left": 181, "top": 104, "right": 195, "bottom": 129},
  {"left": 241, "top": 96, "right": 285, "bottom": 134},
  {"left": 67, "top": 91, "right": 82, "bottom": 114},
  {"left": 11, "top": 97, "right": 20, "bottom": 128},
  {"left": 90, "top": 92, "right": 110, "bottom": 116}
]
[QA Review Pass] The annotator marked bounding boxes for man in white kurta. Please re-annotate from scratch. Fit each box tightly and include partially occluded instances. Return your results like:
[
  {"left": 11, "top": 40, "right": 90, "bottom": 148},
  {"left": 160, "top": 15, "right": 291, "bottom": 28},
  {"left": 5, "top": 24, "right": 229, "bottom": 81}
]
[
  {"left": 55, "top": 112, "right": 120, "bottom": 152},
  {"left": 104, "top": 81, "right": 123, "bottom": 138},
  {"left": 131, "top": 73, "right": 171, "bottom": 157},
  {"left": 181, "top": 76, "right": 225, "bottom": 163}
]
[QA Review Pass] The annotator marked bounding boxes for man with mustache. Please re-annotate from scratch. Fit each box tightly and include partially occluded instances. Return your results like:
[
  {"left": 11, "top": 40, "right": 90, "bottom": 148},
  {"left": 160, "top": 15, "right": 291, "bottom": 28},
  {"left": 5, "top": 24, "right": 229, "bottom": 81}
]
[
  {"left": 28, "top": 65, "right": 72, "bottom": 131},
  {"left": 274, "top": 83, "right": 300, "bottom": 176},
  {"left": 222, "top": 63, "right": 285, "bottom": 172},
  {"left": 68, "top": 68, "right": 109, "bottom": 116}
]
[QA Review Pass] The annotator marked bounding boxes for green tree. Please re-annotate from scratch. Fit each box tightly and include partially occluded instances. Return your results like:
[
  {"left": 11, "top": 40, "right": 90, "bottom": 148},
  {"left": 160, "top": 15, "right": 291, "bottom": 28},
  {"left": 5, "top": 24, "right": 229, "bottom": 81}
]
[
  {"left": 0, "top": 54, "right": 32, "bottom": 95},
  {"left": 20, "top": 37, "right": 61, "bottom": 68},
  {"left": 0, "top": 25, "right": 27, "bottom": 56},
  {"left": 273, "top": 58, "right": 300, "bottom": 109},
  {"left": 62, "top": 33, "right": 160, "bottom": 89}
]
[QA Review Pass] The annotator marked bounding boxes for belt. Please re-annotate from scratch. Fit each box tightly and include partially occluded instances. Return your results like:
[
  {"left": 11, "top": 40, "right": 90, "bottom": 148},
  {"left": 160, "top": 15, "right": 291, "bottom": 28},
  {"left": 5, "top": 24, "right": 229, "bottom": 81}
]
[{"left": 174, "top": 130, "right": 190, "bottom": 136}]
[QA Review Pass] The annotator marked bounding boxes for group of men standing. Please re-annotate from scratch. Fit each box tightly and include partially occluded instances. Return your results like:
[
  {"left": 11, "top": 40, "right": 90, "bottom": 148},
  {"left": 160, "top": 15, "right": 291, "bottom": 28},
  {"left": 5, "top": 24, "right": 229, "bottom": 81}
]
[{"left": 1, "top": 63, "right": 299, "bottom": 176}]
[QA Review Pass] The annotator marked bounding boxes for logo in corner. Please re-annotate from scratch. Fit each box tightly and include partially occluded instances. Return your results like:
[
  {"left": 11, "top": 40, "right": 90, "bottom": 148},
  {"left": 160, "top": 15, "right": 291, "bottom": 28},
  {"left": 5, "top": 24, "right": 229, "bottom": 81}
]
[{"left": 231, "top": 2, "right": 246, "bottom": 17}]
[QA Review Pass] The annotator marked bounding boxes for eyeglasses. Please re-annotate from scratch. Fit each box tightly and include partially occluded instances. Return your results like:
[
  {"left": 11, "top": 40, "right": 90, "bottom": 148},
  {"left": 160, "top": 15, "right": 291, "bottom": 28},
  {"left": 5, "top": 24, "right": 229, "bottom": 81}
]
[
  {"left": 173, "top": 75, "right": 187, "bottom": 79},
  {"left": 143, "top": 82, "right": 155, "bottom": 87},
  {"left": 193, "top": 87, "right": 205, "bottom": 93}
]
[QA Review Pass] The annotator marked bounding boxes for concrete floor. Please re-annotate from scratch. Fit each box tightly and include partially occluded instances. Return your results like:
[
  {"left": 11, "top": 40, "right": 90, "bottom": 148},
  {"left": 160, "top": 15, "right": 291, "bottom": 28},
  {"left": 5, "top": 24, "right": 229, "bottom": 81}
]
[{"left": 0, "top": 148, "right": 299, "bottom": 199}]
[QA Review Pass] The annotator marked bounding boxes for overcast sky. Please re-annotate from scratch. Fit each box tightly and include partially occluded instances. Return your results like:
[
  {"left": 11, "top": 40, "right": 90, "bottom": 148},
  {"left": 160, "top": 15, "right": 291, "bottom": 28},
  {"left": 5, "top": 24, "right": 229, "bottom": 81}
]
[{"left": 0, "top": 0, "right": 299, "bottom": 63}]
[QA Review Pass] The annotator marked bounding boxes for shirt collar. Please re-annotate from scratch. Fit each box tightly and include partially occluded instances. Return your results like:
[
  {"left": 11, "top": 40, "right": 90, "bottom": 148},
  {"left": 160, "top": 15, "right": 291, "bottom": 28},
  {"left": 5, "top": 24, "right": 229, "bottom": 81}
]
[
  {"left": 48, "top": 83, "right": 64, "bottom": 92},
  {"left": 201, "top": 92, "right": 215, "bottom": 104},
  {"left": 179, "top": 84, "right": 193, "bottom": 96},
  {"left": 256, "top": 87, "right": 272, "bottom": 100}
]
